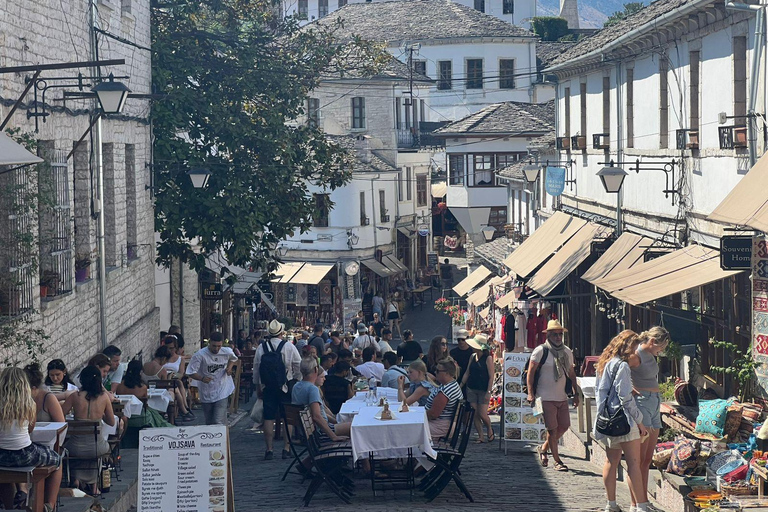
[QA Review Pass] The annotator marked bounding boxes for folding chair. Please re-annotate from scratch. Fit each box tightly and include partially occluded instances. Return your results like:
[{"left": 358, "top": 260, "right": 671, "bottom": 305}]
[
  {"left": 418, "top": 400, "right": 466, "bottom": 491},
  {"left": 298, "top": 408, "right": 354, "bottom": 507},
  {"left": 282, "top": 404, "right": 311, "bottom": 481},
  {"left": 420, "top": 403, "right": 475, "bottom": 502},
  {"left": 153, "top": 379, "right": 179, "bottom": 424},
  {"left": 108, "top": 401, "right": 126, "bottom": 478},
  {"left": 64, "top": 420, "right": 105, "bottom": 497}
]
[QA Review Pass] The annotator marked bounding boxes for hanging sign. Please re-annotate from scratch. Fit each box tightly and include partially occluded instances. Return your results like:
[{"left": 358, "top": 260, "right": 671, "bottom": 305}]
[
  {"left": 202, "top": 283, "right": 222, "bottom": 301},
  {"left": 418, "top": 224, "right": 430, "bottom": 237},
  {"left": 721, "top": 235, "right": 752, "bottom": 270},
  {"left": 545, "top": 167, "right": 566, "bottom": 197}
]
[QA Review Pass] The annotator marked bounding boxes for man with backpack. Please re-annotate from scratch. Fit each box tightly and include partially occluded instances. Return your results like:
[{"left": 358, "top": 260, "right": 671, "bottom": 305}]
[
  {"left": 526, "top": 320, "right": 580, "bottom": 472},
  {"left": 253, "top": 319, "right": 301, "bottom": 460}
]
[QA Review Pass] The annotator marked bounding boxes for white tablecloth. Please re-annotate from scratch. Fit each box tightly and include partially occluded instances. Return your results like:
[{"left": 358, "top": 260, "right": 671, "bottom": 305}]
[
  {"left": 31, "top": 422, "right": 67, "bottom": 449},
  {"left": 350, "top": 405, "right": 436, "bottom": 462},
  {"left": 577, "top": 377, "right": 596, "bottom": 399},
  {"left": 115, "top": 395, "right": 143, "bottom": 417},
  {"left": 147, "top": 389, "right": 173, "bottom": 412},
  {"left": 353, "top": 387, "right": 399, "bottom": 402}
]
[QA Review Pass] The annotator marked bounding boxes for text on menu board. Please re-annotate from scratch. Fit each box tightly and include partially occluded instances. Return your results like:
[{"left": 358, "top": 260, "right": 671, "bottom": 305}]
[
  {"left": 503, "top": 352, "right": 546, "bottom": 443},
  {"left": 139, "top": 425, "right": 229, "bottom": 512}
]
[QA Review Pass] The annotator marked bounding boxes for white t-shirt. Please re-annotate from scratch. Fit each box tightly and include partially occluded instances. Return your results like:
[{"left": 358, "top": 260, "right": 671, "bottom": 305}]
[
  {"left": 378, "top": 339, "right": 395, "bottom": 354},
  {"left": 0, "top": 420, "right": 30, "bottom": 450},
  {"left": 353, "top": 334, "right": 377, "bottom": 352},
  {"left": 531, "top": 344, "right": 573, "bottom": 402},
  {"left": 356, "top": 361, "right": 385, "bottom": 381},
  {"left": 186, "top": 347, "right": 238, "bottom": 403}
]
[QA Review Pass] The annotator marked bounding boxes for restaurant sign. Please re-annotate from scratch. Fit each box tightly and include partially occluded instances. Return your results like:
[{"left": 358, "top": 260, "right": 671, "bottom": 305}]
[
  {"left": 202, "top": 283, "right": 222, "bottom": 301},
  {"left": 720, "top": 235, "right": 752, "bottom": 270}
]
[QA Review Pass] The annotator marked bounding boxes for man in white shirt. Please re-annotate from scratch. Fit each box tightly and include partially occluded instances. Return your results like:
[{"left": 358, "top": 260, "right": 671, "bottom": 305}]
[
  {"left": 252, "top": 319, "right": 301, "bottom": 460},
  {"left": 352, "top": 324, "right": 376, "bottom": 352},
  {"left": 355, "top": 347, "right": 385, "bottom": 382},
  {"left": 186, "top": 332, "right": 239, "bottom": 425},
  {"left": 102, "top": 345, "right": 126, "bottom": 391},
  {"left": 378, "top": 328, "right": 395, "bottom": 354}
]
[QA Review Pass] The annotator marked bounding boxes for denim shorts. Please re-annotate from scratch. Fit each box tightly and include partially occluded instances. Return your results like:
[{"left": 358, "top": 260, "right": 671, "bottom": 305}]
[{"left": 634, "top": 391, "right": 662, "bottom": 429}]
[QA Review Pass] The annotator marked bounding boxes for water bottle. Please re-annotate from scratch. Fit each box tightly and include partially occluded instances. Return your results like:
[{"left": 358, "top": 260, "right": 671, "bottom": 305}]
[{"left": 369, "top": 377, "right": 377, "bottom": 402}]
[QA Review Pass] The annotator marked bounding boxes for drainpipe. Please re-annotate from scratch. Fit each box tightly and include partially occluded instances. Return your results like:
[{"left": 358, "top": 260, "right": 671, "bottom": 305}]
[
  {"left": 615, "top": 62, "right": 624, "bottom": 235},
  {"left": 179, "top": 260, "right": 185, "bottom": 338},
  {"left": 90, "top": 0, "right": 108, "bottom": 349}
]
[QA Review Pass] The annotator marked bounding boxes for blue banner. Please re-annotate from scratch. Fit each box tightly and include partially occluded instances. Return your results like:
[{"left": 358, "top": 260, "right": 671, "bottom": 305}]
[{"left": 545, "top": 166, "right": 566, "bottom": 197}]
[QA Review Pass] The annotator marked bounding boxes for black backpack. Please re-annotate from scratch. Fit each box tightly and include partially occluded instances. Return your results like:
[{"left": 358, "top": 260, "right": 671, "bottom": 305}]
[
  {"left": 260, "top": 340, "right": 288, "bottom": 389},
  {"left": 521, "top": 348, "right": 573, "bottom": 396}
]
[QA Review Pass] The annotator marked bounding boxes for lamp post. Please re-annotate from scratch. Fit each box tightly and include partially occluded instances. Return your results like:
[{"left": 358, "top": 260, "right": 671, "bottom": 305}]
[
  {"left": 480, "top": 225, "right": 496, "bottom": 243},
  {"left": 187, "top": 167, "right": 212, "bottom": 189},
  {"left": 92, "top": 73, "right": 131, "bottom": 114},
  {"left": 596, "top": 164, "right": 628, "bottom": 234}
]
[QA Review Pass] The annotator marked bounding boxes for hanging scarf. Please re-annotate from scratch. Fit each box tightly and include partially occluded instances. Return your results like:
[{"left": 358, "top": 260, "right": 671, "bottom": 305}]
[{"left": 544, "top": 339, "right": 569, "bottom": 382}]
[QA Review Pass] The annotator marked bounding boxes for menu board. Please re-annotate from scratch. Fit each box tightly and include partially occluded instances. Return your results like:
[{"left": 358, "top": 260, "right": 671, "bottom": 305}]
[
  {"left": 502, "top": 352, "right": 546, "bottom": 446},
  {"left": 139, "top": 425, "right": 231, "bottom": 512}
]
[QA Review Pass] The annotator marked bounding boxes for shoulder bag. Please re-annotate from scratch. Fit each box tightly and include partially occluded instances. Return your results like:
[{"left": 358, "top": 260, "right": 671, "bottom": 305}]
[{"left": 595, "top": 360, "right": 631, "bottom": 437}]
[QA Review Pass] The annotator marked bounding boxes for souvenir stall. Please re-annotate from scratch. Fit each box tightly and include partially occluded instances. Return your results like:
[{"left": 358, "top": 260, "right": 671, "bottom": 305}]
[{"left": 271, "top": 262, "right": 337, "bottom": 329}]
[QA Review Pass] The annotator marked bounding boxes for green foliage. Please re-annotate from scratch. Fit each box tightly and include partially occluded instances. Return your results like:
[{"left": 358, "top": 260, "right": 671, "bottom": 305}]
[
  {"left": 530, "top": 17, "right": 570, "bottom": 42},
  {"left": 658, "top": 427, "right": 681, "bottom": 443},
  {"left": 0, "top": 316, "right": 49, "bottom": 367},
  {"left": 151, "top": 0, "right": 388, "bottom": 272},
  {"left": 659, "top": 379, "right": 676, "bottom": 402},
  {"left": 278, "top": 317, "right": 295, "bottom": 330},
  {"left": 709, "top": 337, "right": 760, "bottom": 402},
  {"left": 604, "top": 2, "right": 646, "bottom": 28}
]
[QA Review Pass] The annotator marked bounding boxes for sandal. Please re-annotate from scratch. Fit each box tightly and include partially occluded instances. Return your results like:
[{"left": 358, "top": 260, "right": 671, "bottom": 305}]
[
  {"left": 474, "top": 438, "right": 486, "bottom": 444},
  {"left": 487, "top": 431, "right": 495, "bottom": 442},
  {"left": 537, "top": 445, "right": 548, "bottom": 467},
  {"left": 553, "top": 461, "right": 569, "bottom": 472}
]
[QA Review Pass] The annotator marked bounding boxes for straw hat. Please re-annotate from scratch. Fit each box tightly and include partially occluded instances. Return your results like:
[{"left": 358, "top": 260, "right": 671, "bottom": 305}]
[
  {"left": 467, "top": 333, "right": 490, "bottom": 350},
  {"left": 542, "top": 319, "right": 568, "bottom": 333},
  {"left": 268, "top": 319, "right": 286, "bottom": 336},
  {"left": 456, "top": 328, "right": 469, "bottom": 340}
]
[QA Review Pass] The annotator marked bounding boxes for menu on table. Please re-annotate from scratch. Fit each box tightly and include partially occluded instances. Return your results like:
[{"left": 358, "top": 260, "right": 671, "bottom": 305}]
[
  {"left": 502, "top": 352, "right": 546, "bottom": 444},
  {"left": 139, "top": 425, "right": 230, "bottom": 512}
]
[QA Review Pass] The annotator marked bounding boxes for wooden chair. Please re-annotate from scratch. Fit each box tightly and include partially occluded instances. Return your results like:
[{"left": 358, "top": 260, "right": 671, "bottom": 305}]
[
  {"left": 152, "top": 380, "right": 179, "bottom": 424},
  {"left": 0, "top": 466, "right": 57, "bottom": 512},
  {"left": 229, "top": 361, "right": 242, "bottom": 413},
  {"left": 64, "top": 420, "right": 105, "bottom": 494},
  {"left": 109, "top": 401, "right": 127, "bottom": 477},
  {"left": 239, "top": 352, "right": 255, "bottom": 404}
]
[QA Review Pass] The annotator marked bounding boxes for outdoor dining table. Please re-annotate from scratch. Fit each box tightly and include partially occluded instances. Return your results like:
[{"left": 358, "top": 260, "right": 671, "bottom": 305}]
[
  {"left": 353, "top": 387, "right": 399, "bottom": 402},
  {"left": 576, "top": 376, "right": 596, "bottom": 436},
  {"left": 31, "top": 422, "right": 68, "bottom": 451},
  {"left": 146, "top": 388, "right": 174, "bottom": 413},
  {"left": 114, "top": 394, "right": 143, "bottom": 418},
  {"left": 349, "top": 404, "right": 436, "bottom": 463}
]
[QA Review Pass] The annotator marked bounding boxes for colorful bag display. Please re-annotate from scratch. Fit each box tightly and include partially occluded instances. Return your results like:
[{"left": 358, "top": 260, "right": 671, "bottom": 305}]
[
  {"left": 652, "top": 441, "right": 676, "bottom": 470},
  {"left": 724, "top": 404, "right": 744, "bottom": 439},
  {"left": 696, "top": 399, "right": 733, "bottom": 437},
  {"left": 667, "top": 437, "right": 701, "bottom": 476},
  {"left": 742, "top": 403, "right": 763, "bottom": 423},
  {"left": 674, "top": 381, "right": 698, "bottom": 406},
  {"left": 707, "top": 449, "right": 747, "bottom": 476}
]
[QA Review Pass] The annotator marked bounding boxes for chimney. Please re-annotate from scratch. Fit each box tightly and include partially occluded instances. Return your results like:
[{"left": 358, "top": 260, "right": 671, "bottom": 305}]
[
  {"left": 559, "top": 0, "right": 580, "bottom": 29},
  {"left": 355, "top": 135, "right": 372, "bottom": 164}
]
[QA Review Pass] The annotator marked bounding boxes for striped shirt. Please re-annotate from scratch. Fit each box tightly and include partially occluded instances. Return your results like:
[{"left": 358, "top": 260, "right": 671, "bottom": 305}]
[{"left": 425, "top": 380, "right": 463, "bottom": 420}]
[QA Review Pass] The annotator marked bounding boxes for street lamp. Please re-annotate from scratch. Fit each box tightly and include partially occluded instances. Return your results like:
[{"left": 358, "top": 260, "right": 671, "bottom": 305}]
[
  {"left": 91, "top": 73, "right": 131, "bottom": 114},
  {"left": 596, "top": 165, "right": 628, "bottom": 194},
  {"left": 523, "top": 162, "right": 541, "bottom": 184},
  {"left": 187, "top": 168, "right": 212, "bottom": 189},
  {"left": 480, "top": 225, "right": 496, "bottom": 242}
]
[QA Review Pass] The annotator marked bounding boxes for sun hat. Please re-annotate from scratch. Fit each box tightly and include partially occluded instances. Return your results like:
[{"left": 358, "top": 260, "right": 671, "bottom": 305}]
[
  {"left": 542, "top": 319, "right": 568, "bottom": 333},
  {"left": 357, "top": 323, "right": 367, "bottom": 333},
  {"left": 268, "top": 319, "right": 285, "bottom": 336},
  {"left": 467, "top": 333, "right": 490, "bottom": 351},
  {"left": 456, "top": 328, "right": 469, "bottom": 340}
]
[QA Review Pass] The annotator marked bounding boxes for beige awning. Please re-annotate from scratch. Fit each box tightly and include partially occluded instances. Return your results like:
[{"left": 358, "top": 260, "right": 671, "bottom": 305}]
[
  {"left": 597, "top": 245, "right": 742, "bottom": 305},
  {"left": 526, "top": 223, "right": 612, "bottom": 297},
  {"left": 271, "top": 262, "right": 305, "bottom": 283},
  {"left": 452, "top": 265, "right": 492, "bottom": 297},
  {"left": 495, "top": 288, "right": 521, "bottom": 309},
  {"left": 383, "top": 254, "right": 408, "bottom": 274},
  {"left": 361, "top": 258, "right": 393, "bottom": 277},
  {"left": 582, "top": 232, "right": 652, "bottom": 285},
  {"left": 479, "top": 306, "right": 490, "bottom": 318},
  {"left": 431, "top": 182, "right": 447, "bottom": 198},
  {"left": 502, "top": 212, "right": 587, "bottom": 278},
  {"left": 288, "top": 263, "right": 335, "bottom": 285},
  {"left": 709, "top": 151, "right": 768, "bottom": 231},
  {"left": 0, "top": 132, "right": 43, "bottom": 166},
  {"left": 466, "top": 274, "right": 513, "bottom": 306}
]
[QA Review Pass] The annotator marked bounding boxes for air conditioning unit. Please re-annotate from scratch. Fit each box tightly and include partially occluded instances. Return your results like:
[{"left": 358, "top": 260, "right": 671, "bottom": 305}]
[
  {"left": 555, "top": 137, "right": 571, "bottom": 150},
  {"left": 382, "top": 214, "right": 391, "bottom": 222}
]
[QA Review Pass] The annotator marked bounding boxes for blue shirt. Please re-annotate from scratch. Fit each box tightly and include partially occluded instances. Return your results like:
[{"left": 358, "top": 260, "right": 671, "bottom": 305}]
[
  {"left": 409, "top": 380, "right": 436, "bottom": 407},
  {"left": 381, "top": 366, "right": 409, "bottom": 389},
  {"left": 292, "top": 380, "right": 327, "bottom": 423}
]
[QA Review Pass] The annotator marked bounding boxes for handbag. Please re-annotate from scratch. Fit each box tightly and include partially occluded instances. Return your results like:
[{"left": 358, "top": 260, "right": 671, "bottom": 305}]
[
  {"left": 595, "top": 360, "right": 631, "bottom": 437},
  {"left": 249, "top": 398, "right": 264, "bottom": 424}
]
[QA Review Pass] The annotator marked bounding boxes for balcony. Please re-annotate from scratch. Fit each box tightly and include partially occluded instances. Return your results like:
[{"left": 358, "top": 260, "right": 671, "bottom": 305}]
[
  {"left": 592, "top": 133, "right": 610, "bottom": 150},
  {"left": 396, "top": 122, "right": 449, "bottom": 149},
  {"left": 676, "top": 129, "right": 699, "bottom": 150}
]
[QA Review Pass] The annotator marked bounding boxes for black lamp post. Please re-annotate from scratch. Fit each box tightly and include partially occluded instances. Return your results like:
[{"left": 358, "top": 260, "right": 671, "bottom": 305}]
[
  {"left": 596, "top": 165, "right": 628, "bottom": 194},
  {"left": 91, "top": 73, "right": 131, "bottom": 114},
  {"left": 187, "top": 168, "right": 212, "bottom": 189}
]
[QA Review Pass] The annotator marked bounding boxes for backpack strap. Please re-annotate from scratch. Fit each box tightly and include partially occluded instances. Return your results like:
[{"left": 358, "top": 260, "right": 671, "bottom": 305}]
[
  {"left": 263, "top": 340, "right": 273, "bottom": 353},
  {"left": 277, "top": 340, "right": 288, "bottom": 353}
]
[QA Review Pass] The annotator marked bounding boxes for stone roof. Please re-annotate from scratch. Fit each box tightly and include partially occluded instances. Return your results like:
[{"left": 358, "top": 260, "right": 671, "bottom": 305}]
[
  {"left": 546, "top": 0, "right": 696, "bottom": 68},
  {"left": 326, "top": 135, "right": 396, "bottom": 173},
  {"left": 476, "top": 237, "right": 513, "bottom": 268},
  {"left": 310, "top": 0, "right": 534, "bottom": 43},
  {"left": 536, "top": 41, "right": 579, "bottom": 68},
  {"left": 321, "top": 48, "right": 432, "bottom": 82},
  {"left": 433, "top": 100, "right": 555, "bottom": 136}
]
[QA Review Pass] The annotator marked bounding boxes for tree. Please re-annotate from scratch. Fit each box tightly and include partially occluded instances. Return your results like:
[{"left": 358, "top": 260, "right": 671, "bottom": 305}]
[
  {"left": 151, "top": 0, "right": 386, "bottom": 272},
  {"left": 604, "top": 2, "right": 646, "bottom": 28},
  {"left": 530, "top": 17, "right": 570, "bottom": 42}
]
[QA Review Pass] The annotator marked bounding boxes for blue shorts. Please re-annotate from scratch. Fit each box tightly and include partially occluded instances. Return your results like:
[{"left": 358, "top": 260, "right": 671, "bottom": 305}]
[{"left": 634, "top": 391, "right": 662, "bottom": 429}]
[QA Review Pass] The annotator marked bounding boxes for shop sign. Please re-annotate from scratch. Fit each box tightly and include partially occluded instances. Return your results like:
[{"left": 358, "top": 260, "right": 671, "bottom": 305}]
[
  {"left": 545, "top": 167, "right": 566, "bottom": 197},
  {"left": 202, "top": 283, "right": 222, "bottom": 301},
  {"left": 427, "top": 253, "right": 438, "bottom": 270},
  {"left": 720, "top": 235, "right": 752, "bottom": 270},
  {"left": 418, "top": 224, "right": 430, "bottom": 237}
]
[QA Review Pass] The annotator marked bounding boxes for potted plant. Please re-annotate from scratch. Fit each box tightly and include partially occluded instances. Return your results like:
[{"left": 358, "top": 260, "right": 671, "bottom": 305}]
[
  {"left": 39, "top": 270, "right": 59, "bottom": 298},
  {"left": 734, "top": 126, "right": 748, "bottom": 147},
  {"left": 75, "top": 254, "right": 91, "bottom": 282}
]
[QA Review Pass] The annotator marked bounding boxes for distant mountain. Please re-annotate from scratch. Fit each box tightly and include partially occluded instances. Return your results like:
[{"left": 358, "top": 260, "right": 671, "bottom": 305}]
[{"left": 536, "top": 0, "right": 646, "bottom": 28}]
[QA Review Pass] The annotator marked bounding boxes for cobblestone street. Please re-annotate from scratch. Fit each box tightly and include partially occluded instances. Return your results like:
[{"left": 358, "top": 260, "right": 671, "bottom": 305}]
[{"left": 229, "top": 416, "right": 634, "bottom": 512}]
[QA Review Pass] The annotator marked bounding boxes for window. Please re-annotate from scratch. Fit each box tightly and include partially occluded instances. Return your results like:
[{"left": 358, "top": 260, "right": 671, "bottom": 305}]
[
  {"left": 416, "top": 174, "right": 427, "bottom": 206},
  {"left": 580, "top": 82, "right": 587, "bottom": 141},
  {"left": 503, "top": 0, "right": 514, "bottom": 14},
  {"left": 398, "top": 168, "right": 404, "bottom": 201},
  {"left": 395, "top": 97, "right": 401, "bottom": 128},
  {"left": 564, "top": 86, "right": 571, "bottom": 136},
  {"left": 499, "top": 59, "right": 515, "bottom": 89},
  {"left": 472, "top": 155, "right": 494, "bottom": 186},
  {"left": 734, "top": 37, "right": 747, "bottom": 120},
  {"left": 0, "top": 165, "right": 34, "bottom": 316},
  {"left": 420, "top": 100, "right": 426, "bottom": 125},
  {"left": 449, "top": 155, "right": 465, "bottom": 185},
  {"left": 660, "top": 57, "right": 669, "bottom": 148},
  {"left": 626, "top": 68, "right": 634, "bottom": 148},
  {"left": 298, "top": 0, "right": 308, "bottom": 19},
  {"left": 488, "top": 207, "right": 507, "bottom": 230},
  {"left": 307, "top": 98, "right": 320, "bottom": 128},
  {"left": 338, "top": 0, "right": 346, "bottom": 6},
  {"left": 102, "top": 143, "right": 118, "bottom": 266},
  {"left": 379, "top": 190, "right": 387, "bottom": 222},
  {"left": 438, "top": 61, "right": 452, "bottom": 90},
  {"left": 125, "top": 144, "right": 138, "bottom": 260},
  {"left": 351, "top": 97, "right": 365, "bottom": 129},
  {"left": 496, "top": 153, "right": 522, "bottom": 169},
  {"left": 602, "top": 76, "right": 610, "bottom": 134},
  {"left": 474, "top": 0, "right": 485, "bottom": 11},
  {"left": 413, "top": 61, "right": 426, "bottom": 77},
  {"left": 466, "top": 59, "right": 483, "bottom": 89},
  {"left": 406, "top": 167, "right": 412, "bottom": 200},
  {"left": 690, "top": 51, "right": 700, "bottom": 133},
  {"left": 313, "top": 194, "right": 329, "bottom": 227},
  {"left": 360, "top": 191, "right": 367, "bottom": 225},
  {"left": 319, "top": 0, "right": 328, "bottom": 16}
]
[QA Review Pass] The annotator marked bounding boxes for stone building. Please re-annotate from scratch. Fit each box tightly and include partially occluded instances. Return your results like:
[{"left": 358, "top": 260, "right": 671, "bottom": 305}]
[{"left": 0, "top": 0, "right": 160, "bottom": 366}]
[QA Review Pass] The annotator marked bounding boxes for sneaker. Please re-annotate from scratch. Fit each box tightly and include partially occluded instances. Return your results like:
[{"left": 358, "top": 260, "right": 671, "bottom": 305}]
[
  {"left": 282, "top": 449, "right": 291, "bottom": 460},
  {"left": 604, "top": 506, "right": 621, "bottom": 512},
  {"left": 264, "top": 450, "right": 274, "bottom": 461}
]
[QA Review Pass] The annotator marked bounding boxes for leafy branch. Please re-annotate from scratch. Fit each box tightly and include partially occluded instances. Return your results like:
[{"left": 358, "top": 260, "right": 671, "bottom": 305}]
[{"left": 709, "top": 337, "right": 760, "bottom": 402}]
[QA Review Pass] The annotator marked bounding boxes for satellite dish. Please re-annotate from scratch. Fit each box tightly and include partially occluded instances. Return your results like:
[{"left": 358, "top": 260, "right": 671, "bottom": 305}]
[{"left": 345, "top": 261, "right": 360, "bottom": 276}]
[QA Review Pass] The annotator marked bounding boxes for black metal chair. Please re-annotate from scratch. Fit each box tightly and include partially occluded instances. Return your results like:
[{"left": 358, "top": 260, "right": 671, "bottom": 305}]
[{"left": 281, "top": 403, "right": 311, "bottom": 482}]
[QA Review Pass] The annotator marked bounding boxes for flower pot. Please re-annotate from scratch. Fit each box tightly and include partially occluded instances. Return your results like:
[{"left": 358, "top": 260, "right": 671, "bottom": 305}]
[
  {"left": 734, "top": 127, "right": 748, "bottom": 148},
  {"left": 40, "top": 285, "right": 48, "bottom": 298},
  {"left": 75, "top": 267, "right": 90, "bottom": 282}
]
